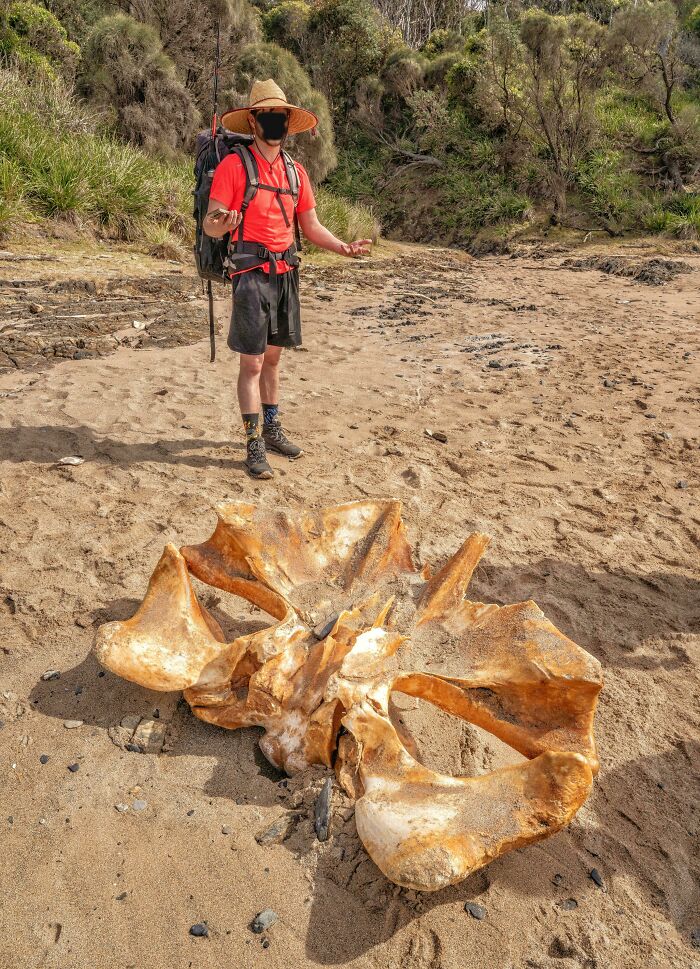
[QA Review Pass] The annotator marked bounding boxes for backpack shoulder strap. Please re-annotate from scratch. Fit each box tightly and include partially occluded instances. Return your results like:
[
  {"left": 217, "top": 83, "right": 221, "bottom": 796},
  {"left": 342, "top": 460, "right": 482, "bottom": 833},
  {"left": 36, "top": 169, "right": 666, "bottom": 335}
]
[
  {"left": 231, "top": 144, "right": 259, "bottom": 206},
  {"left": 281, "top": 150, "right": 300, "bottom": 205},
  {"left": 230, "top": 144, "right": 260, "bottom": 248}
]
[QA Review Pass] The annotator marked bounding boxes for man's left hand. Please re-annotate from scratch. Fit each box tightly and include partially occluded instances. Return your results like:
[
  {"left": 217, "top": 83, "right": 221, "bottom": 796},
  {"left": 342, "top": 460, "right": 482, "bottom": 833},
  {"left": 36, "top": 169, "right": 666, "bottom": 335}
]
[{"left": 338, "top": 239, "right": 372, "bottom": 258}]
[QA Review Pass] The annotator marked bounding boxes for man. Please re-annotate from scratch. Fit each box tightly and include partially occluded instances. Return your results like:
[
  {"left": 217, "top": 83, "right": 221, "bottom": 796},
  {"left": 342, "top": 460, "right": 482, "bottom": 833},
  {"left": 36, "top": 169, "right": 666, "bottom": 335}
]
[{"left": 204, "top": 79, "right": 372, "bottom": 480}]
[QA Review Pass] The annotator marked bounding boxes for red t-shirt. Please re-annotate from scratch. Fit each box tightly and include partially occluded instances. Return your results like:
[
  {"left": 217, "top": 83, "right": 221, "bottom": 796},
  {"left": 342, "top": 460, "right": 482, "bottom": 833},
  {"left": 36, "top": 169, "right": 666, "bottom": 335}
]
[{"left": 209, "top": 145, "right": 315, "bottom": 276}]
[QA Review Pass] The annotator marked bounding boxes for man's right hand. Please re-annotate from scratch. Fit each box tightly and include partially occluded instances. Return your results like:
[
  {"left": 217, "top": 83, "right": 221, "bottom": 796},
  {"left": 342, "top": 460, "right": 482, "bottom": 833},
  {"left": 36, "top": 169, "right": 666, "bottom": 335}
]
[{"left": 204, "top": 207, "right": 243, "bottom": 238}]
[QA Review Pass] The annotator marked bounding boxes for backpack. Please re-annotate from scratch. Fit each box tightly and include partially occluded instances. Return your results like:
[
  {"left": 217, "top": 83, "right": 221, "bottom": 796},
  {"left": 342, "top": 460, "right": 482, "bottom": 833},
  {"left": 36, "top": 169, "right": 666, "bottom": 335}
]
[{"left": 192, "top": 127, "right": 303, "bottom": 360}]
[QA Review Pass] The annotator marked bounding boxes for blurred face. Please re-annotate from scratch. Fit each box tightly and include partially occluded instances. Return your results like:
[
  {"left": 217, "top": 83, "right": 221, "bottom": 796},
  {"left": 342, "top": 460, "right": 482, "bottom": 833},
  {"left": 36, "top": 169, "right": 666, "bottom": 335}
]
[{"left": 249, "top": 107, "right": 290, "bottom": 145}]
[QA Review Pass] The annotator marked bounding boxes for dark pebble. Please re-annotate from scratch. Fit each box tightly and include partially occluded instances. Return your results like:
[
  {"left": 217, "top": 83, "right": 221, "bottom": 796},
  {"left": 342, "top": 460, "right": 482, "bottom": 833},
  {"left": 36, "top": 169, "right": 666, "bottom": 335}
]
[
  {"left": 691, "top": 928, "right": 700, "bottom": 948},
  {"left": 39, "top": 754, "right": 50, "bottom": 765},
  {"left": 603, "top": 379, "right": 615, "bottom": 388},
  {"left": 98, "top": 671, "right": 105, "bottom": 677},
  {"left": 552, "top": 873, "right": 563, "bottom": 886},
  {"left": 676, "top": 480, "right": 688, "bottom": 490},
  {"left": 314, "top": 777, "right": 333, "bottom": 842},
  {"left": 313, "top": 615, "right": 339, "bottom": 641},
  {"left": 251, "top": 909, "right": 277, "bottom": 934},
  {"left": 116, "top": 892, "right": 127, "bottom": 901},
  {"left": 67, "top": 763, "right": 80, "bottom": 773},
  {"left": 125, "top": 743, "right": 142, "bottom": 754},
  {"left": 74, "top": 686, "right": 83, "bottom": 695},
  {"left": 464, "top": 902, "right": 487, "bottom": 920},
  {"left": 261, "top": 939, "right": 270, "bottom": 949},
  {"left": 589, "top": 868, "right": 604, "bottom": 888},
  {"left": 644, "top": 413, "right": 657, "bottom": 419},
  {"left": 189, "top": 923, "right": 209, "bottom": 938},
  {"left": 488, "top": 360, "right": 504, "bottom": 369},
  {"left": 559, "top": 898, "right": 578, "bottom": 911},
  {"left": 186, "top": 809, "right": 195, "bottom": 817}
]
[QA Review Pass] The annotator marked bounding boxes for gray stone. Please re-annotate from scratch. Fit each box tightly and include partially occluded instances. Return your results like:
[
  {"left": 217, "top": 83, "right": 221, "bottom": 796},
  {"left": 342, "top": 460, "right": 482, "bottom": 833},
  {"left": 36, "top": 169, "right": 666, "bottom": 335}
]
[
  {"left": 251, "top": 909, "right": 277, "bottom": 934},
  {"left": 41, "top": 670, "right": 60, "bottom": 681},
  {"left": 464, "top": 902, "right": 487, "bottom": 920},
  {"left": 314, "top": 777, "right": 333, "bottom": 842},
  {"left": 63, "top": 720, "right": 83, "bottom": 729},
  {"left": 189, "top": 923, "right": 209, "bottom": 937},
  {"left": 558, "top": 898, "right": 578, "bottom": 911},
  {"left": 132, "top": 800, "right": 147, "bottom": 812},
  {"left": 589, "top": 868, "right": 604, "bottom": 888},
  {"left": 255, "top": 814, "right": 298, "bottom": 846},
  {"left": 39, "top": 754, "right": 49, "bottom": 765}
]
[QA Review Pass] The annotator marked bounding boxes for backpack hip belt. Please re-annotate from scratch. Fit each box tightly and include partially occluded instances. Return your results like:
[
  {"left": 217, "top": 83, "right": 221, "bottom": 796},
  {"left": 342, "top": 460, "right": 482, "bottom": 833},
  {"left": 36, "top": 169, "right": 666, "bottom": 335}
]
[{"left": 226, "top": 240, "right": 300, "bottom": 337}]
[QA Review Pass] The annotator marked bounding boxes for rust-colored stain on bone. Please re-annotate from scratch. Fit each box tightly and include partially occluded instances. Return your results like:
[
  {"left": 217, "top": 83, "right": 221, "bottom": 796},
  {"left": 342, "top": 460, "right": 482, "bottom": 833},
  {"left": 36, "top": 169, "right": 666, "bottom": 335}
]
[{"left": 94, "top": 499, "right": 602, "bottom": 892}]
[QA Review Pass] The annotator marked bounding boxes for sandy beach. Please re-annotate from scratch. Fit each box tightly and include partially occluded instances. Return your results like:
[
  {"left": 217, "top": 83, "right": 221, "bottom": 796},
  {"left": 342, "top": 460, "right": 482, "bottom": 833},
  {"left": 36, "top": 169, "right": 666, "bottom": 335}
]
[{"left": 1, "top": 238, "right": 698, "bottom": 969}]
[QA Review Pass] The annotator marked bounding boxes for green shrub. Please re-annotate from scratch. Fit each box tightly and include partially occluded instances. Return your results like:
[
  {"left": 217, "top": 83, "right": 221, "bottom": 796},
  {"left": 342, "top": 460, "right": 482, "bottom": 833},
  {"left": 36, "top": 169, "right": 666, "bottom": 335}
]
[
  {"left": 0, "top": 2, "right": 80, "bottom": 77},
  {"left": 575, "top": 149, "right": 646, "bottom": 228},
  {"left": 310, "top": 187, "right": 379, "bottom": 248},
  {"left": 0, "top": 66, "right": 191, "bottom": 239}
]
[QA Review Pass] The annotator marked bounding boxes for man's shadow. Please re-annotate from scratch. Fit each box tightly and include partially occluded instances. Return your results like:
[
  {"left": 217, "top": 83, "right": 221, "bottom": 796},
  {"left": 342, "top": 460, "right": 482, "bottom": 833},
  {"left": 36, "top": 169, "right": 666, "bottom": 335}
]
[
  {"left": 0, "top": 423, "right": 246, "bottom": 472},
  {"left": 28, "top": 552, "right": 700, "bottom": 963}
]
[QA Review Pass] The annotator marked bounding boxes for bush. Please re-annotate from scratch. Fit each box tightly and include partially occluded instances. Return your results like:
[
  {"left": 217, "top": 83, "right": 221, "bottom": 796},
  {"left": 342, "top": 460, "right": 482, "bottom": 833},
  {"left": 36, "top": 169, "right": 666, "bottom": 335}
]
[
  {"left": 0, "top": 67, "right": 191, "bottom": 239},
  {"left": 78, "top": 14, "right": 199, "bottom": 156},
  {"left": 0, "top": 1, "right": 80, "bottom": 77},
  {"left": 310, "top": 187, "right": 379, "bottom": 247}
]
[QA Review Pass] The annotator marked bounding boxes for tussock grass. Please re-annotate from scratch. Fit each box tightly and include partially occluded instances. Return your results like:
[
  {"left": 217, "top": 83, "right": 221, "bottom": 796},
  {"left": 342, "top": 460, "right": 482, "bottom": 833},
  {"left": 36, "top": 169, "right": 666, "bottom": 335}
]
[
  {"left": 312, "top": 187, "right": 380, "bottom": 248},
  {"left": 0, "top": 67, "right": 191, "bottom": 244}
]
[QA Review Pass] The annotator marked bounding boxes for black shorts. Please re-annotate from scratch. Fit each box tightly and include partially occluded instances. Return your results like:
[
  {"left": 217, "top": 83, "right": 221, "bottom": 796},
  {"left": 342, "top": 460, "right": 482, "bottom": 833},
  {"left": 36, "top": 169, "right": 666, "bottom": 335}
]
[{"left": 228, "top": 266, "right": 302, "bottom": 356}]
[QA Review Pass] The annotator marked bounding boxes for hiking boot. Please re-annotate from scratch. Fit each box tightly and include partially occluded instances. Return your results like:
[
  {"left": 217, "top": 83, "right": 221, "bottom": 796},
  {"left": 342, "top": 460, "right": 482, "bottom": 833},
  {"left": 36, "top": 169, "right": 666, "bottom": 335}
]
[
  {"left": 245, "top": 436, "right": 274, "bottom": 479},
  {"left": 262, "top": 418, "right": 303, "bottom": 459}
]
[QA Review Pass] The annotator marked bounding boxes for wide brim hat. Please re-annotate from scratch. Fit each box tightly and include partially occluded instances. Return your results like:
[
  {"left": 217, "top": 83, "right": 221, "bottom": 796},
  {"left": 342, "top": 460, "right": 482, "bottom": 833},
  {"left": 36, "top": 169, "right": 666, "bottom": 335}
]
[{"left": 221, "top": 78, "right": 318, "bottom": 136}]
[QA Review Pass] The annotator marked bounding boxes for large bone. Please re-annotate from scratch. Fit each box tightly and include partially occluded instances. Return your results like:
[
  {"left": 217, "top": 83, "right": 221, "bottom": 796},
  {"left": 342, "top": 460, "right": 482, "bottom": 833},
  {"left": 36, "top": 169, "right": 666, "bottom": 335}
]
[
  {"left": 93, "top": 500, "right": 603, "bottom": 892},
  {"left": 341, "top": 701, "right": 593, "bottom": 891}
]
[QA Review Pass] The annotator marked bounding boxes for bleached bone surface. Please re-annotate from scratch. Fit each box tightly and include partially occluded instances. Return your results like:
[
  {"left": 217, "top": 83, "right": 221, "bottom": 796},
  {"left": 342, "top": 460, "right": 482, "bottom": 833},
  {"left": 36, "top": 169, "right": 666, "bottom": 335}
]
[{"left": 94, "top": 500, "right": 603, "bottom": 891}]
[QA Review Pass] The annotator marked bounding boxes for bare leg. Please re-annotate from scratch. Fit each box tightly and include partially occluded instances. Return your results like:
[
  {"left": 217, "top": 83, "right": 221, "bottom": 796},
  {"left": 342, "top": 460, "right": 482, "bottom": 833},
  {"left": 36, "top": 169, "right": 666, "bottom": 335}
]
[
  {"left": 260, "top": 344, "right": 283, "bottom": 407},
  {"left": 237, "top": 352, "right": 265, "bottom": 415}
]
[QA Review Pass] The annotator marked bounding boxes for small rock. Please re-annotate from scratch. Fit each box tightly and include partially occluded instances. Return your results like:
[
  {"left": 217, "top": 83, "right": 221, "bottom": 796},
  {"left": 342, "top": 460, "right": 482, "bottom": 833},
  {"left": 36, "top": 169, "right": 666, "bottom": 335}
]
[
  {"left": 132, "top": 800, "right": 147, "bottom": 812},
  {"left": 39, "top": 754, "right": 50, "bottom": 765},
  {"left": 558, "top": 898, "right": 578, "bottom": 911},
  {"left": 314, "top": 777, "right": 333, "bottom": 842},
  {"left": 690, "top": 928, "right": 700, "bottom": 948},
  {"left": 644, "top": 413, "right": 657, "bottom": 419},
  {"left": 28, "top": 303, "right": 43, "bottom": 314},
  {"left": 464, "top": 902, "right": 487, "bottom": 920},
  {"left": 67, "top": 763, "right": 80, "bottom": 773},
  {"left": 261, "top": 938, "right": 271, "bottom": 949},
  {"left": 603, "top": 379, "right": 615, "bottom": 388},
  {"left": 660, "top": 431, "right": 672, "bottom": 440},
  {"left": 63, "top": 720, "right": 83, "bottom": 729},
  {"left": 589, "top": 868, "right": 604, "bottom": 888},
  {"left": 57, "top": 456, "right": 84, "bottom": 466},
  {"left": 221, "top": 826, "right": 232, "bottom": 835},
  {"left": 116, "top": 892, "right": 127, "bottom": 901},
  {"left": 251, "top": 909, "right": 277, "bottom": 934},
  {"left": 424, "top": 428, "right": 447, "bottom": 443},
  {"left": 41, "top": 670, "right": 60, "bottom": 681},
  {"left": 676, "top": 480, "right": 688, "bottom": 490},
  {"left": 125, "top": 742, "right": 143, "bottom": 754},
  {"left": 313, "top": 615, "right": 338, "bottom": 640},
  {"left": 189, "top": 923, "right": 209, "bottom": 938},
  {"left": 132, "top": 320, "right": 147, "bottom": 331},
  {"left": 349, "top": 423, "right": 359, "bottom": 429},
  {"left": 186, "top": 809, "right": 195, "bottom": 817},
  {"left": 255, "top": 814, "right": 297, "bottom": 846},
  {"left": 114, "top": 803, "right": 129, "bottom": 813}
]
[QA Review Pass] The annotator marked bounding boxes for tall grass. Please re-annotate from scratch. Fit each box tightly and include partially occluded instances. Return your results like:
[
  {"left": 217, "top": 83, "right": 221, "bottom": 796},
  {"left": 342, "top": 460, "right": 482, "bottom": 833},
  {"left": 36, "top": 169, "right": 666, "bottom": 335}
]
[{"left": 0, "top": 66, "right": 190, "bottom": 243}]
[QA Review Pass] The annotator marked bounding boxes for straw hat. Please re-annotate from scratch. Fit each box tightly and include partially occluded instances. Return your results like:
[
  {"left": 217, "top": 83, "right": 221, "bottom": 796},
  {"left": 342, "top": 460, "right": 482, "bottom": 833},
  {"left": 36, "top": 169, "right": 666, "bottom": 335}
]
[{"left": 221, "top": 79, "right": 318, "bottom": 136}]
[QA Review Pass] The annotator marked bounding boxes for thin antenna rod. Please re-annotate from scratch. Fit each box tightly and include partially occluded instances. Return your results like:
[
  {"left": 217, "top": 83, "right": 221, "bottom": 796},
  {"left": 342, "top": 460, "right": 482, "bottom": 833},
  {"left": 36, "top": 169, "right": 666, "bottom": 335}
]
[{"left": 211, "top": 18, "right": 221, "bottom": 135}]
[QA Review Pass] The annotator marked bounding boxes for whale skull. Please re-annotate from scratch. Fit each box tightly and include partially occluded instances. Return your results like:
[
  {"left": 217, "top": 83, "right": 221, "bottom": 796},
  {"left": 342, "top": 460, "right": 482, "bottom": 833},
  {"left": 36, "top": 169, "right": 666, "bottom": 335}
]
[{"left": 94, "top": 500, "right": 602, "bottom": 892}]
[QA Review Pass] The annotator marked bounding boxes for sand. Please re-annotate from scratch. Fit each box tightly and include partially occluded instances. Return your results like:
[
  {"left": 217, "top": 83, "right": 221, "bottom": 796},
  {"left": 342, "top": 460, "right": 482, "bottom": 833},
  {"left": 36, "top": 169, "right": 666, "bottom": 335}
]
[{"left": 0, "top": 237, "right": 698, "bottom": 969}]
